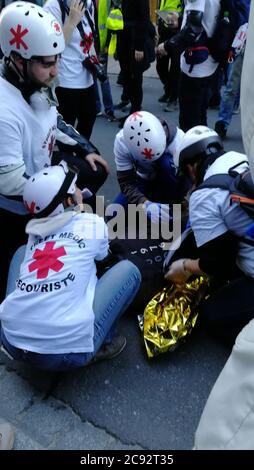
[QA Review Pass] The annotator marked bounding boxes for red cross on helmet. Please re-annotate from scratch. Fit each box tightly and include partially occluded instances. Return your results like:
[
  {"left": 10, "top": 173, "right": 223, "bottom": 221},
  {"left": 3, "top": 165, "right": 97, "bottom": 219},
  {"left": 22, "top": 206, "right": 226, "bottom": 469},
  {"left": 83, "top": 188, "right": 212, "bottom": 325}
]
[
  {"left": 23, "top": 161, "right": 78, "bottom": 218},
  {"left": 0, "top": 2, "right": 65, "bottom": 59},
  {"left": 123, "top": 111, "right": 167, "bottom": 163}
]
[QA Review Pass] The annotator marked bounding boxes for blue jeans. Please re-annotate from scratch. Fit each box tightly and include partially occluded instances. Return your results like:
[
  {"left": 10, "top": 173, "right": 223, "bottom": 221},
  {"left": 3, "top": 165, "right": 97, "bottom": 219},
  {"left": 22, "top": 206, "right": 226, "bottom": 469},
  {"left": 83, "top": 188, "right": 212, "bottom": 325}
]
[
  {"left": 1, "top": 249, "right": 141, "bottom": 371},
  {"left": 218, "top": 54, "right": 243, "bottom": 128},
  {"left": 94, "top": 54, "right": 114, "bottom": 114}
]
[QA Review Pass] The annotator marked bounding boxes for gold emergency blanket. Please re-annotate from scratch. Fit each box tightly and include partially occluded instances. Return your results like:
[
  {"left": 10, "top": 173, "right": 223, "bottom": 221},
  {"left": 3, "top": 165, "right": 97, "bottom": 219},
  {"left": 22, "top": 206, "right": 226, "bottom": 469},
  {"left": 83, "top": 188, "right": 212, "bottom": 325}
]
[{"left": 144, "top": 276, "right": 210, "bottom": 358}]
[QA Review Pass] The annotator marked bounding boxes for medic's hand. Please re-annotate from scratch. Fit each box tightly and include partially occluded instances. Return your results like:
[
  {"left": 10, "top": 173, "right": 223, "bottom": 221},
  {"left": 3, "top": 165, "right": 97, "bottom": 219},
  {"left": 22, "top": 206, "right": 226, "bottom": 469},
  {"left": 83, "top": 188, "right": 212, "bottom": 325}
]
[
  {"left": 85, "top": 153, "right": 110, "bottom": 173},
  {"left": 144, "top": 201, "right": 172, "bottom": 224}
]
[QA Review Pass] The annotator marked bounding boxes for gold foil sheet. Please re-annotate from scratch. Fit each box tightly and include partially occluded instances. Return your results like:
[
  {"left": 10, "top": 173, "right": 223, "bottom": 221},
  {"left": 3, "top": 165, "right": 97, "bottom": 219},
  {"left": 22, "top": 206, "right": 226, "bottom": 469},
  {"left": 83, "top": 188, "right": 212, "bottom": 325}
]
[{"left": 143, "top": 276, "right": 210, "bottom": 358}]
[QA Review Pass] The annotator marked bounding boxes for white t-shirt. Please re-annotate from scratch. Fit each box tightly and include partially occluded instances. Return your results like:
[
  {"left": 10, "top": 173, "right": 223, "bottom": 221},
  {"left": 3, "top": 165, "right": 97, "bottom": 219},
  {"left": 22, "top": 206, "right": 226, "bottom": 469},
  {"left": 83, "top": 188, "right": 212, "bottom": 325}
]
[
  {"left": 0, "top": 212, "right": 109, "bottom": 354},
  {"left": 180, "top": 0, "right": 220, "bottom": 77},
  {"left": 44, "top": 0, "right": 94, "bottom": 89},
  {"left": 0, "top": 76, "right": 57, "bottom": 181},
  {"left": 190, "top": 151, "right": 254, "bottom": 277},
  {"left": 114, "top": 128, "right": 182, "bottom": 180}
]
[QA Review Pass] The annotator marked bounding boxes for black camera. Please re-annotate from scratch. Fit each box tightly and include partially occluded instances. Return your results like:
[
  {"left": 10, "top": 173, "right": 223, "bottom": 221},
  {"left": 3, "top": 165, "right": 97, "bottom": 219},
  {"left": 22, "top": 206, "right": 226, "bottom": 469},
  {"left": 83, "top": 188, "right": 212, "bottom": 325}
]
[{"left": 83, "top": 55, "right": 108, "bottom": 83}]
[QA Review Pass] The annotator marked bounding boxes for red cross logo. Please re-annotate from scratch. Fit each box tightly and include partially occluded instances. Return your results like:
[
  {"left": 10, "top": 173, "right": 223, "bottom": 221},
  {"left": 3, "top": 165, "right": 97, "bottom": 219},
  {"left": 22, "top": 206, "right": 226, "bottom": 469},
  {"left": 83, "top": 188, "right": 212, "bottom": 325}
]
[
  {"left": 129, "top": 112, "right": 143, "bottom": 121},
  {"left": 80, "top": 32, "right": 93, "bottom": 54},
  {"left": 24, "top": 200, "right": 37, "bottom": 214},
  {"left": 48, "top": 135, "right": 55, "bottom": 157},
  {"left": 53, "top": 21, "right": 61, "bottom": 33},
  {"left": 9, "top": 24, "right": 28, "bottom": 50},
  {"left": 28, "top": 241, "right": 67, "bottom": 279},
  {"left": 141, "top": 148, "right": 155, "bottom": 160}
]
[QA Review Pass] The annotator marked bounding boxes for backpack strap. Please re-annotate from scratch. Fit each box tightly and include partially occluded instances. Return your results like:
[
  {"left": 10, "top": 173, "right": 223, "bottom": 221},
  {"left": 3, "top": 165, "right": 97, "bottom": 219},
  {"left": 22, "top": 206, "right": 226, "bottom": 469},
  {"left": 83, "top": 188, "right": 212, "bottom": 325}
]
[
  {"left": 194, "top": 173, "right": 233, "bottom": 192},
  {"left": 57, "top": 0, "right": 67, "bottom": 24},
  {"left": 195, "top": 160, "right": 249, "bottom": 192}
]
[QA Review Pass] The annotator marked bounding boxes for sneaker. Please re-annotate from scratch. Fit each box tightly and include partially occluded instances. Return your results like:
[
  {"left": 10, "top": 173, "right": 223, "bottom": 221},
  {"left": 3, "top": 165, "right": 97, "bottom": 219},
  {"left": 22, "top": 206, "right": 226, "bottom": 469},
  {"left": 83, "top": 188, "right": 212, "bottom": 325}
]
[
  {"left": 0, "top": 422, "right": 14, "bottom": 450},
  {"left": 215, "top": 120, "right": 227, "bottom": 139},
  {"left": 158, "top": 93, "right": 169, "bottom": 103},
  {"left": 233, "top": 105, "right": 240, "bottom": 115},
  {"left": 105, "top": 111, "right": 117, "bottom": 122},
  {"left": 96, "top": 111, "right": 103, "bottom": 117},
  {"left": 164, "top": 100, "right": 178, "bottom": 112},
  {"left": 114, "top": 100, "right": 130, "bottom": 111},
  {"left": 91, "top": 335, "right": 127, "bottom": 364}
]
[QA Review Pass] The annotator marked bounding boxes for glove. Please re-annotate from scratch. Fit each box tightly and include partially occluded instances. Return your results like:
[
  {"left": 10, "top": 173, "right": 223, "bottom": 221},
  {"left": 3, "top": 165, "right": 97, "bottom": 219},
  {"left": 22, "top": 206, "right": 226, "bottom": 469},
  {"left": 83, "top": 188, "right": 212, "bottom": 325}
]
[{"left": 144, "top": 201, "right": 172, "bottom": 224}]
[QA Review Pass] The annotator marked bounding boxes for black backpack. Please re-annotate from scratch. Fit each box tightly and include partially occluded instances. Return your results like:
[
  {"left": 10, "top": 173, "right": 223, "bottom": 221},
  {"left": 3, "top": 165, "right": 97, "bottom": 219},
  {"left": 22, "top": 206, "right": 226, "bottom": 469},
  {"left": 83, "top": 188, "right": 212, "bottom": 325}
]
[
  {"left": 195, "top": 161, "right": 254, "bottom": 242},
  {"left": 209, "top": 0, "right": 248, "bottom": 66}
]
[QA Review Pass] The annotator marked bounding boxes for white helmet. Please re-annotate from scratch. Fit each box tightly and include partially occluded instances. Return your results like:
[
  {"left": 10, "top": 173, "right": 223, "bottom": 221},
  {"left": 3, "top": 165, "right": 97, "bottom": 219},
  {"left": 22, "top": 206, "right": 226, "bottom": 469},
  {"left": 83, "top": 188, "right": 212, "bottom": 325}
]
[
  {"left": 177, "top": 126, "right": 223, "bottom": 169},
  {"left": 23, "top": 161, "right": 78, "bottom": 218},
  {"left": 123, "top": 111, "right": 167, "bottom": 162},
  {"left": 0, "top": 2, "right": 65, "bottom": 59}
]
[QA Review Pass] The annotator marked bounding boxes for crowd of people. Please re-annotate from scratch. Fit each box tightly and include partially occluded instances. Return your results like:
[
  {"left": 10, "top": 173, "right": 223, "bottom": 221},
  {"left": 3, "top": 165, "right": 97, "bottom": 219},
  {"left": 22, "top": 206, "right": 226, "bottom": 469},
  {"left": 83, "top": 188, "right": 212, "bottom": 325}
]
[{"left": 0, "top": 0, "right": 254, "bottom": 450}]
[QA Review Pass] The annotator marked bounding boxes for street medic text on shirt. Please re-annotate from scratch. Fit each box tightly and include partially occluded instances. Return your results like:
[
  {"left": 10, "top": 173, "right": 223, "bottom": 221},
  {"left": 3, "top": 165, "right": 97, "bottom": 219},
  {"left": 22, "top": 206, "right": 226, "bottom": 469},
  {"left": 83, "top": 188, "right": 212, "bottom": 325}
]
[{"left": 30, "top": 232, "right": 86, "bottom": 251}]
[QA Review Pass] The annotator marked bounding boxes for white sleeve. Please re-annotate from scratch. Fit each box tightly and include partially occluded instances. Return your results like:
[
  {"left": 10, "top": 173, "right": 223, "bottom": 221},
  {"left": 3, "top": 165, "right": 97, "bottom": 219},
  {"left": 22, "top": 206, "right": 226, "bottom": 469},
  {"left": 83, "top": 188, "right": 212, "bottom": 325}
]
[
  {"left": 0, "top": 117, "right": 24, "bottom": 168},
  {"left": 195, "top": 319, "right": 254, "bottom": 449},
  {"left": 0, "top": 163, "right": 28, "bottom": 196},
  {"left": 114, "top": 130, "right": 135, "bottom": 172},
  {"left": 189, "top": 188, "right": 228, "bottom": 247}
]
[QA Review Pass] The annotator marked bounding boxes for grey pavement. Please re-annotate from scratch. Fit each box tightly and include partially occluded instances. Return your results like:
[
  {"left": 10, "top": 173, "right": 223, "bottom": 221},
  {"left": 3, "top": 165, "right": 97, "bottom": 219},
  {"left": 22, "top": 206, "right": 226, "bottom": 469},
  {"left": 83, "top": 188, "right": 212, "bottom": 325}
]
[{"left": 0, "top": 61, "right": 244, "bottom": 450}]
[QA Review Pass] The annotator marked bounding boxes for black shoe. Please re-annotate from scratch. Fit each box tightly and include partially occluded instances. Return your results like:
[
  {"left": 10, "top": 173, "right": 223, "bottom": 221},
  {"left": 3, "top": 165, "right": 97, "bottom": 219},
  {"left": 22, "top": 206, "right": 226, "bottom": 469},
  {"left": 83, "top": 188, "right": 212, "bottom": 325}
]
[
  {"left": 114, "top": 100, "right": 130, "bottom": 111},
  {"left": 215, "top": 120, "right": 227, "bottom": 139},
  {"left": 158, "top": 93, "right": 169, "bottom": 103},
  {"left": 89, "top": 336, "right": 127, "bottom": 365},
  {"left": 105, "top": 111, "right": 117, "bottom": 122}
]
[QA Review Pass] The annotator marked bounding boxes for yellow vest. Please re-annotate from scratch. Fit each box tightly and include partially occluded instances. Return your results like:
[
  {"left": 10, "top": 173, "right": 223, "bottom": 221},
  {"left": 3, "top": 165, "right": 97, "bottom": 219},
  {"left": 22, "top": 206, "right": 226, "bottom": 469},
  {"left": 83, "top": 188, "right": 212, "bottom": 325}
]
[
  {"left": 98, "top": 0, "right": 111, "bottom": 52},
  {"left": 159, "top": 0, "right": 183, "bottom": 13},
  {"left": 106, "top": 8, "right": 123, "bottom": 55}
]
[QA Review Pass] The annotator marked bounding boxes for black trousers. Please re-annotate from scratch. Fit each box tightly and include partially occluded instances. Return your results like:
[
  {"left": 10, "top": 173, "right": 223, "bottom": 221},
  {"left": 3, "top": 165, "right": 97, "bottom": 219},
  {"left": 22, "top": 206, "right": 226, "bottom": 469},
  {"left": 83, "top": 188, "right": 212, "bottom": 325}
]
[
  {"left": 56, "top": 84, "right": 97, "bottom": 139},
  {"left": 118, "top": 30, "right": 144, "bottom": 113},
  {"left": 171, "top": 230, "right": 254, "bottom": 345},
  {"left": 200, "top": 276, "right": 254, "bottom": 345},
  {"left": 156, "top": 31, "right": 180, "bottom": 102},
  {"left": 52, "top": 152, "right": 108, "bottom": 210},
  {"left": 179, "top": 70, "right": 218, "bottom": 131}
]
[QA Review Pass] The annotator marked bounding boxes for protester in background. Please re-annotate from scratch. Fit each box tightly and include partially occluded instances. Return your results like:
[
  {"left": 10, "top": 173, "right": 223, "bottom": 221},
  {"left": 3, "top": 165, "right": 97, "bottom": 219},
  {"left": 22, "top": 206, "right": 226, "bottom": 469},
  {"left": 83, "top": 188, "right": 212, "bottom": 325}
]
[
  {"left": 156, "top": 0, "right": 184, "bottom": 112},
  {"left": 157, "top": 0, "right": 220, "bottom": 131},
  {"left": 117, "top": 0, "right": 155, "bottom": 127},
  {"left": 94, "top": 0, "right": 117, "bottom": 121},
  {"left": 215, "top": 22, "right": 249, "bottom": 139}
]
